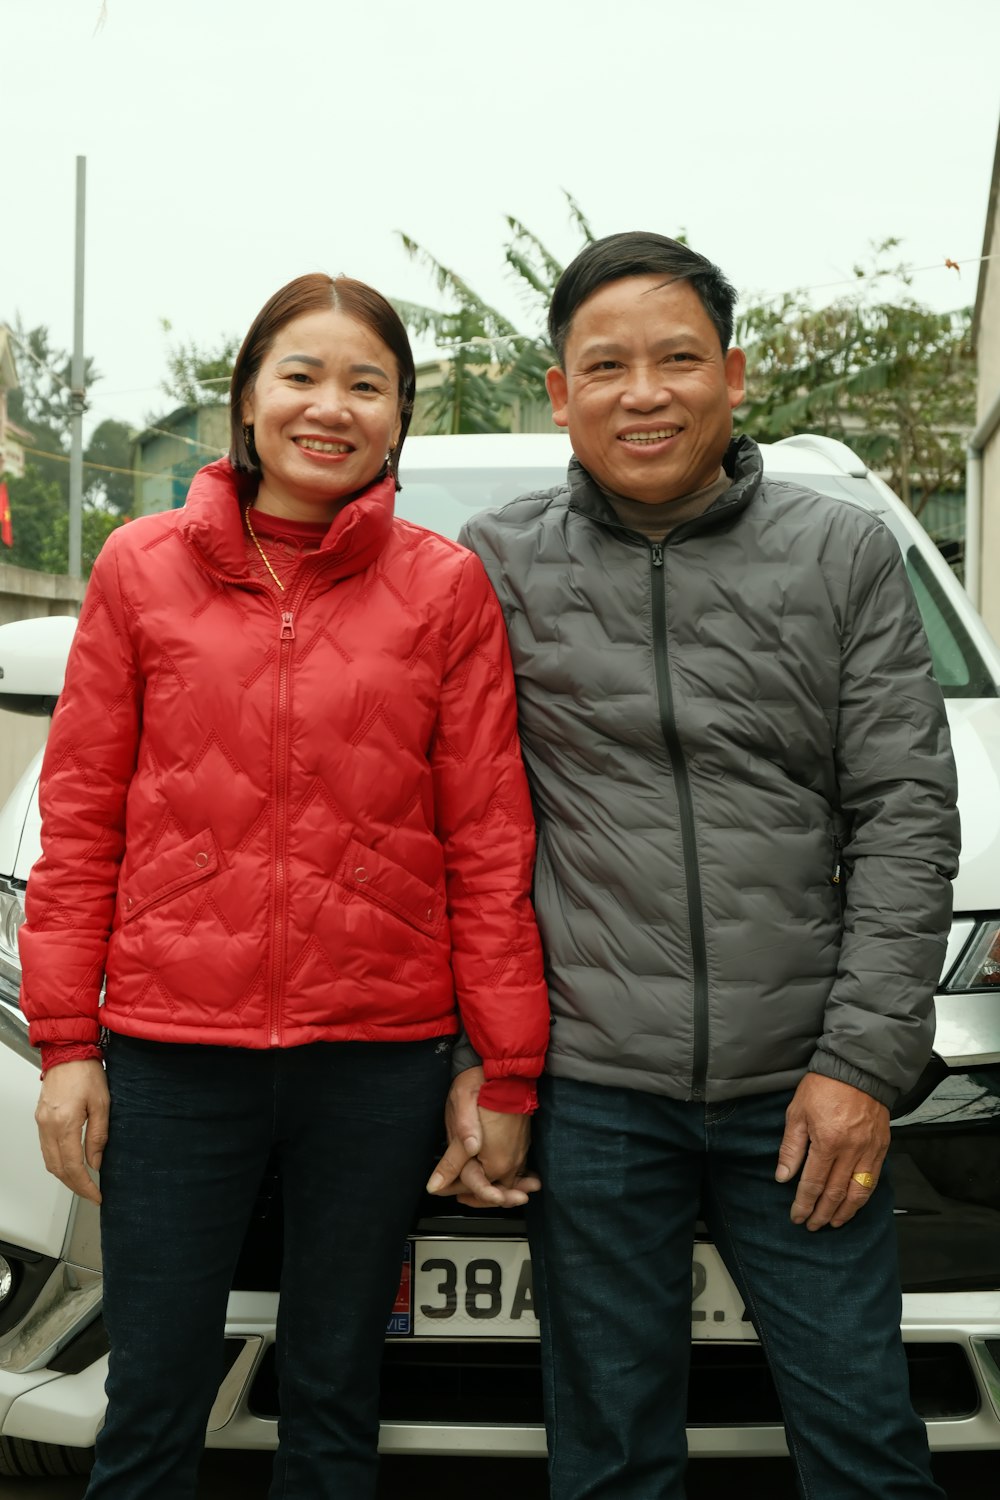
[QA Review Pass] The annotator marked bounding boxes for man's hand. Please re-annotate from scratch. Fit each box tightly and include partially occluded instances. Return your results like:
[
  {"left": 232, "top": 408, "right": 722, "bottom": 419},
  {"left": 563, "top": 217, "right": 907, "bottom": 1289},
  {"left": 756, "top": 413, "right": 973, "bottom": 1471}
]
[
  {"left": 427, "top": 1066, "right": 540, "bottom": 1208},
  {"left": 35, "top": 1059, "right": 109, "bottom": 1206},
  {"left": 776, "top": 1073, "right": 890, "bottom": 1230}
]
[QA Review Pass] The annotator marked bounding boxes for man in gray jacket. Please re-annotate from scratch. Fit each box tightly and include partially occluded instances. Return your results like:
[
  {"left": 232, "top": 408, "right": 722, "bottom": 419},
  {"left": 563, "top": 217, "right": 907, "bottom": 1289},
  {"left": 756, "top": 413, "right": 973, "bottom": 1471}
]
[{"left": 430, "top": 232, "right": 959, "bottom": 1498}]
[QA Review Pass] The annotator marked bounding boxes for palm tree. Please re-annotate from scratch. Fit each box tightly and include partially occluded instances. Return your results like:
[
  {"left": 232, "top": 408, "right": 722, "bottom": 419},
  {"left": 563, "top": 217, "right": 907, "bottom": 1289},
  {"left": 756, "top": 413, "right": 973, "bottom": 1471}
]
[{"left": 395, "top": 193, "right": 595, "bottom": 434}]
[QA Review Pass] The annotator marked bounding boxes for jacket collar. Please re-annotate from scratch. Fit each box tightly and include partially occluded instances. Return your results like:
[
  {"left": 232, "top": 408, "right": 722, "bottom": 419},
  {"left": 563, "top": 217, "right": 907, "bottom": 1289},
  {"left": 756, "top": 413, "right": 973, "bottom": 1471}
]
[
  {"left": 178, "top": 458, "right": 396, "bottom": 583},
  {"left": 566, "top": 434, "right": 764, "bottom": 539}
]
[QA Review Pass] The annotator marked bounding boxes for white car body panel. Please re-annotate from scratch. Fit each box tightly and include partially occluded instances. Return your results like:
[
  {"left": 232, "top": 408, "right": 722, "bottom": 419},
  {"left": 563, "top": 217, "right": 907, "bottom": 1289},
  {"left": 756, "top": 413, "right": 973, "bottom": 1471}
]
[
  {"left": 0, "top": 753, "right": 43, "bottom": 885},
  {"left": 0, "top": 1031, "right": 75, "bottom": 1257},
  {"left": 946, "top": 700, "right": 1000, "bottom": 911},
  {"left": 0, "top": 617, "right": 76, "bottom": 701},
  {"left": 1, "top": 1358, "right": 107, "bottom": 1448}
]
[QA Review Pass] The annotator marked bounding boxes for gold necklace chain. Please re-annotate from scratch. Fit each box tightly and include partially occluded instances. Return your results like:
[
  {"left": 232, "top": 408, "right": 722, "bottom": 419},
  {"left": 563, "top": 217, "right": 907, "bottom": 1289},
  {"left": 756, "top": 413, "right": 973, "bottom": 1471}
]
[{"left": 244, "top": 506, "right": 285, "bottom": 592}]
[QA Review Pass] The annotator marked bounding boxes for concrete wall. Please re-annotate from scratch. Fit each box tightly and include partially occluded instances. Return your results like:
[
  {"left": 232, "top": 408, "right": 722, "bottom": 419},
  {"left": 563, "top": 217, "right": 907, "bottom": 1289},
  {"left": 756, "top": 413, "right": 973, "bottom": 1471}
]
[
  {"left": 0, "top": 564, "right": 84, "bottom": 806},
  {"left": 983, "top": 433, "right": 1000, "bottom": 643},
  {"left": 979, "top": 225, "right": 1000, "bottom": 639},
  {"left": 977, "top": 139, "right": 1000, "bottom": 640}
]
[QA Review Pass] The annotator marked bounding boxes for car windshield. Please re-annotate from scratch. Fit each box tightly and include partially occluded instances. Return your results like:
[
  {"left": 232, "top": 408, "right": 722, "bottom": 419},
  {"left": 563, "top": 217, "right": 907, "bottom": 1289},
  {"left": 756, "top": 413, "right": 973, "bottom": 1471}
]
[
  {"left": 394, "top": 467, "right": 564, "bottom": 539},
  {"left": 785, "top": 473, "right": 996, "bottom": 700},
  {"left": 395, "top": 461, "right": 994, "bottom": 701}
]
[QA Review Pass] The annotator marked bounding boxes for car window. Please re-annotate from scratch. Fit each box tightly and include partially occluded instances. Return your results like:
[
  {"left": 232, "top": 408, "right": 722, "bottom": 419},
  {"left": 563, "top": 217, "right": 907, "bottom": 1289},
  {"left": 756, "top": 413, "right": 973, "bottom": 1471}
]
[
  {"left": 395, "top": 460, "right": 995, "bottom": 700},
  {"left": 394, "top": 467, "right": 565, "bottom": 539},
  {"left": 901, "top": 548, "right": 995, "bottom": 696},
  {"left": 785, "top": 473, "right": 996, "bottom": 700}
]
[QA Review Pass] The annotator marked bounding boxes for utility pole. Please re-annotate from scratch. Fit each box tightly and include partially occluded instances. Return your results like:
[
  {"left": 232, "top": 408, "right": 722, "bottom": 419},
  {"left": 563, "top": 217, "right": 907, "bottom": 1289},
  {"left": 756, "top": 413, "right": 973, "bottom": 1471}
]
[{"left": 68, "top": 155, "right": 86, "bottom": 580}]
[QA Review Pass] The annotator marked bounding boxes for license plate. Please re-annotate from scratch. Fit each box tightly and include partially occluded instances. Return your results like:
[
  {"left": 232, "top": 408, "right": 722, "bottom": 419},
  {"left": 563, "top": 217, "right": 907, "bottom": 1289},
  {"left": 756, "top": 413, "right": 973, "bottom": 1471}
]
[{"left": 387, "top": 1238, "right": 755, "bottom": 1340}]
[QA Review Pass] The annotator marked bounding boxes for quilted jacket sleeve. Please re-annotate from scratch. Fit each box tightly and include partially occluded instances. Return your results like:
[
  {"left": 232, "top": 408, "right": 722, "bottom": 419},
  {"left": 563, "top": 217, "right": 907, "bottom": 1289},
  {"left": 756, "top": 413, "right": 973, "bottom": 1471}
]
[
  {"left": 19, "top": 532, "right": 143, "bottom": 1048},
  {"left": 809, "top": 520, "right": 960, "bottom": 1107},
  {"left": 430, "top": 551, "right": 549, "bottom": 1087}
]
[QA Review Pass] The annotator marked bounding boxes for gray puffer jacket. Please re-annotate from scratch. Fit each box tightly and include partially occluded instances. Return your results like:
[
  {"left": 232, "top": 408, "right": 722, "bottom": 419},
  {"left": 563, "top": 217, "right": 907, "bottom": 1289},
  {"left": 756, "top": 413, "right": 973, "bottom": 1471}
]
[{"left": 460, "top": 436, "right": 960, "bottom": 1108}]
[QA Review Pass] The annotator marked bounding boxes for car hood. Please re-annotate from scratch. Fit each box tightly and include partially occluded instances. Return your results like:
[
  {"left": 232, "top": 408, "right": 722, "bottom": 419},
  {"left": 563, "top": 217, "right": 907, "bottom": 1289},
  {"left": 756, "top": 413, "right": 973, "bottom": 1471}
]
[{"left": 946, "top": 699, "right": 1000, "bottom": 913}]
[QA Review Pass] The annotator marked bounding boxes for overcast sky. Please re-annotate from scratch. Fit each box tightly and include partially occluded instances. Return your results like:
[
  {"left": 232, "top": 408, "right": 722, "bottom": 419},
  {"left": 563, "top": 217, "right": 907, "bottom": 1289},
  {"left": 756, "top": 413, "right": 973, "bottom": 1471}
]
[{"left": 2, "top": 0, "right": 999, "bottom": 437}]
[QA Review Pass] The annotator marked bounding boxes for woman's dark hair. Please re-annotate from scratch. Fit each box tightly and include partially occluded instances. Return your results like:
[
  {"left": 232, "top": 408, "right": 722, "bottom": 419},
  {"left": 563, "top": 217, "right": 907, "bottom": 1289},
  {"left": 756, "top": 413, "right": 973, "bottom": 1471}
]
[
  {"left": 548, "top": 232, "right": 738, "bottom": 365},
  {"left": 229, "top": 273, "right": 416, "bottom": 489}
]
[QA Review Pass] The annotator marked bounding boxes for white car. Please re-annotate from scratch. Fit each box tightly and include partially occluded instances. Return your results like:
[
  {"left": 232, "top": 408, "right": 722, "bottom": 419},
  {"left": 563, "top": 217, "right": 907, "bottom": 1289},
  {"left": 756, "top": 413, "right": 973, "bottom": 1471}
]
[{"left": 1, "top": 432, "right": 1000, "bottom": 1479}]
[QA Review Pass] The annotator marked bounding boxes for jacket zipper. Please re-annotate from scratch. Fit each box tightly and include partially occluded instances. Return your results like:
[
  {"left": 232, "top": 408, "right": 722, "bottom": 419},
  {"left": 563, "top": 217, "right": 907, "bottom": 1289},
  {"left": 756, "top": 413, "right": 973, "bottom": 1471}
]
[
  {"left": 184, "top": 544, "right": 312, "bottom": 1049},
  {"left": 649, "top": 541, "right": 711, "bottom": 1101},
  {"left": 267, "top": 576, "right": 318, "bottom": 1047},
  {"left": 269, "top": 607, "right": 293, "bottom": 1044},
  {"left": 182, "top": 546, "right": 338, "bottom": 1050}
]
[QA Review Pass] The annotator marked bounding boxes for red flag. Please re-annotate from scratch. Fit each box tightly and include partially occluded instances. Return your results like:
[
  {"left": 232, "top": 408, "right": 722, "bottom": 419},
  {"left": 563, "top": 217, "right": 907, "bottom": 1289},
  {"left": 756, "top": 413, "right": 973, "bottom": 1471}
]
[{"left": 0, "top": 481, "right": 12, "bottom": 549}]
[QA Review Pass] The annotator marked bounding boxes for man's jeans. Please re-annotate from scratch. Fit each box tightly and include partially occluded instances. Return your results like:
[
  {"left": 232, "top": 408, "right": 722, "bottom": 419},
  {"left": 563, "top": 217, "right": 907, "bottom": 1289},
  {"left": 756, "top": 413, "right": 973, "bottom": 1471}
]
[
  {"left": 85, "top": 1033, "right": 452, "bottom": 1500},
  {"left": 528, "top": 1075, "right": 944, "bottom": 1500}
]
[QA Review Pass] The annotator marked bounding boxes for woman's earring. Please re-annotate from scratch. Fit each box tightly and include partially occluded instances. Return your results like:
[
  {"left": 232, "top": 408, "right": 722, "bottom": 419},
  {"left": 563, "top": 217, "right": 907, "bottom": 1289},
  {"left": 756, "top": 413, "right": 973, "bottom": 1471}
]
[{"left": 243, "top": 425, "right": 257, "bottom": 464}]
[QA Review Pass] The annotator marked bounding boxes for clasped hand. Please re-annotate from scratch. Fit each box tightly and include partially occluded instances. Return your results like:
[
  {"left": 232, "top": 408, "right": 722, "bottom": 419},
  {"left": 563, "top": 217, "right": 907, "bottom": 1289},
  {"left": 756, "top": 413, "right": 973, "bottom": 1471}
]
[{"left": 426, "top": 1066, "right": 540, "bottom": 1208}]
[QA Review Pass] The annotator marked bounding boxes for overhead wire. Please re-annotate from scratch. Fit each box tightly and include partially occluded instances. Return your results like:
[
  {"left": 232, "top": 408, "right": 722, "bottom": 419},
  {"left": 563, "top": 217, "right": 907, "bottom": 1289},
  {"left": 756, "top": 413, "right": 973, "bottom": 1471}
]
[
  {"left": 17, "top": 442, "right": 217, "bottom": 484},
  {"left": 3, "top": 247, "right": 994, "bottom": 415},
  {"left": 3, "top": 328, "right": 225, "bottom": 454}
]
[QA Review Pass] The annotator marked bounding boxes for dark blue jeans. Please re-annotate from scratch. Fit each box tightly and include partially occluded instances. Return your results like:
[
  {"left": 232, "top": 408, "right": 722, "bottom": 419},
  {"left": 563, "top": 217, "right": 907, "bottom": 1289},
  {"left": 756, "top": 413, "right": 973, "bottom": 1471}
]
[
  {"left": 527, "top": 1075, "right": 943, "bottom": 1500},
  {"left": 85, "top": 1034, "right": 452, "bottom": 1500}
]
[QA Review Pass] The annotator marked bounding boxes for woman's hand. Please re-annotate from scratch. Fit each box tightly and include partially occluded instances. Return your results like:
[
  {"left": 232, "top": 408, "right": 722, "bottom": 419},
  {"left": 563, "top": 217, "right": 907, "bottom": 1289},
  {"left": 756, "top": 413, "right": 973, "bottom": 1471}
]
[
  {"left": 427, "top": 1066, "right": 541, "bottom": 1208},
  {"left": 35, "top": 1059, "right": 109, "bottom": 1205}
]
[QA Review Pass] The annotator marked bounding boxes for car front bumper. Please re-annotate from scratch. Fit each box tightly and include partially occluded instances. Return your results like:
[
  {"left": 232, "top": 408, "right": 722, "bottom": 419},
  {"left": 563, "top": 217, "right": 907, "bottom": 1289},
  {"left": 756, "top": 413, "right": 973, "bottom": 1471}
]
[{"left": 5, "top": 1287, "right": 998, "bottom": 1462}]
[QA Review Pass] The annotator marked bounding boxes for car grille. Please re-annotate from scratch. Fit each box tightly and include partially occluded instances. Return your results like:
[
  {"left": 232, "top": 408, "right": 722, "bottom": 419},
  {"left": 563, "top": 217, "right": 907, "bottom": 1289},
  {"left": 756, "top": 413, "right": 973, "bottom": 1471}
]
[{"left": 245, "top": 1338, "right": 979, "bottom": 1427}]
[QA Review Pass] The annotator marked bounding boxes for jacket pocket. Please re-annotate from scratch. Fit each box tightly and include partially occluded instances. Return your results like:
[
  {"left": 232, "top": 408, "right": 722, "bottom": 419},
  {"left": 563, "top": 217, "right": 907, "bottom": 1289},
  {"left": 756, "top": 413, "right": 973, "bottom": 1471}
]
[
  {"left": 119, "top": 829, "right": 220, "bottom": 925},
  {"left": 338, "top": 837, "right": 444, "bottom": 938}
]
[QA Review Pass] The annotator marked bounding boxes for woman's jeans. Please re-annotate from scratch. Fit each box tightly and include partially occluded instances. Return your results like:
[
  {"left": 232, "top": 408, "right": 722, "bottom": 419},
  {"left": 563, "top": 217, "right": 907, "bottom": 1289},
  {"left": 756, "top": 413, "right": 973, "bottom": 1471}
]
[
  {"left": 85, "top": 1034, "right": 452, "bottom": 1500},
  {"left": 528, "top": 1075, "right": 944, "bottom": 1500}
]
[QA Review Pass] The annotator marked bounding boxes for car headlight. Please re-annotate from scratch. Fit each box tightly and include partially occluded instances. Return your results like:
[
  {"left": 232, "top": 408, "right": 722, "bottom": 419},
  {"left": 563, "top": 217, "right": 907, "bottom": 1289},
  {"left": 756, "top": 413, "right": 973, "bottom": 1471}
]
[
  {"left": 0, "top": 1255, "right": 13, "bottom": 1307},
  {"left": 944, "top": 920, "right": 1000, "bottom": 990},
  {"left": 0, "top": 878, "right": 25, "bottom": 1004},
  {"left": 0, "top": 881, "right": 25, "bottom": 954}
]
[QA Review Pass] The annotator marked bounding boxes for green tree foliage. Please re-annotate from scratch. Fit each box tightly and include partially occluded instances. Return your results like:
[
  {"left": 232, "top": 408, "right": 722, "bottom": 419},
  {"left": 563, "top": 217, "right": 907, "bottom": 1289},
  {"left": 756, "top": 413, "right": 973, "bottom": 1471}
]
[
  {"left": 2, "top": 461, "right": 126, "bottom": 576},
  {"left": 159, "top": 319, "right": 239, "bottom": 408},
  {"left": 38, "top": 500, "right": 125, "bottom": 576},
  {"left": 84, "top": 418, "right": 135, "bottom": 516},
  {"left": 396, "top": 193, "right": 595, "bottom": 434},
  {"left": 398, "top": 220, "right": 973, "bottom": 527},
  {"left": 1, "top": 466, "right": 65, "bottom": 573},
  {"left": 737, "top": 241, "right": 975, "bottom": 520},
  {"left": 6, "top": 319, "right": 98, "bottom": 495},
  {"left": 3, "top": 321, "right": 127, "bottom": 573},
  {"left": 6, "top": 320, "right": 99, "bottom": 436}
]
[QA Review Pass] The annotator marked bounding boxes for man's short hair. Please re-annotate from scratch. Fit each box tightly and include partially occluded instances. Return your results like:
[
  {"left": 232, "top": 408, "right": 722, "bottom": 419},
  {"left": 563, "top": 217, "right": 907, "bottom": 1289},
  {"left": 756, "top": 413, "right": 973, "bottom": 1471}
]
[{"left": 548, "top": 231, "right": 738, "bottom": 365}]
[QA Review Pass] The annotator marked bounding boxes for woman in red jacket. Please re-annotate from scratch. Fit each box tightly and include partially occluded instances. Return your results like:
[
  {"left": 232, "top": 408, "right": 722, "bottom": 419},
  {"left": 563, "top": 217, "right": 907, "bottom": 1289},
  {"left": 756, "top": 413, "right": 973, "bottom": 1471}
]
[{"left": 20, "top": 273, "right": 549, "bottom": 1499}]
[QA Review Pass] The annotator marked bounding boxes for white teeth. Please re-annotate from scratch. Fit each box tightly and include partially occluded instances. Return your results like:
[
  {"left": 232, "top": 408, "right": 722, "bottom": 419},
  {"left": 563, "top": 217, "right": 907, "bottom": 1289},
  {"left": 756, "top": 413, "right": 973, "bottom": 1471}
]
[
  {"left": 297, "top": 438, "right": 351, "bottom": 454},
  {"left": 620, "top": 428, "right": 680, "bottom": 443}
]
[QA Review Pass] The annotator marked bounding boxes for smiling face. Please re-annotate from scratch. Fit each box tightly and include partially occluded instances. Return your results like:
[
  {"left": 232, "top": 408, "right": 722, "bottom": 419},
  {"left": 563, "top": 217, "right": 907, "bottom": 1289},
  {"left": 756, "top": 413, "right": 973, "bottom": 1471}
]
[
  {"left": 545, "top": 274, "right": 746, "bottom": 505},
  {"left": 242, "top": 307, "right": 403, "bottom": 521}
]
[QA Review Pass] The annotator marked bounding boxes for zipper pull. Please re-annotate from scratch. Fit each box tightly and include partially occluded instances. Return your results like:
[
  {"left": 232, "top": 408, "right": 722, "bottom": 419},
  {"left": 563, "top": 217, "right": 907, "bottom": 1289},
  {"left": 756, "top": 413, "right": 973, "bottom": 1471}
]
[
  {"left": 280, "top": 611, "right": 295, "bottom": 641},
  {"left": 651, "top": 543, "right": 664, "bottom": 568},
  {"left": 832, "top": 863, "right": 841, "bottom": 885}
]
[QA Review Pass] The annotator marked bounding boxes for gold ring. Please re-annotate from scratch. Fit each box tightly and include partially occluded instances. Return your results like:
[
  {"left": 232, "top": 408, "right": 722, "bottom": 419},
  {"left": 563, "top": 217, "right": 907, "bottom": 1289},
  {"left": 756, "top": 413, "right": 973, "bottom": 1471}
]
[{"left": 852, "top": 1171, "right": 876, "bottom": 1190}]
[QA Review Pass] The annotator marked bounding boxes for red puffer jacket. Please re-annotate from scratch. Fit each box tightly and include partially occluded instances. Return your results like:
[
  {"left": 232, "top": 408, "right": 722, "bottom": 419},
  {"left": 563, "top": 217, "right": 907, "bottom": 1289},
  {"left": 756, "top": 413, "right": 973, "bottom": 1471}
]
[{"left": 19, "top": 460, "right": 549, "bottom": 1088}]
